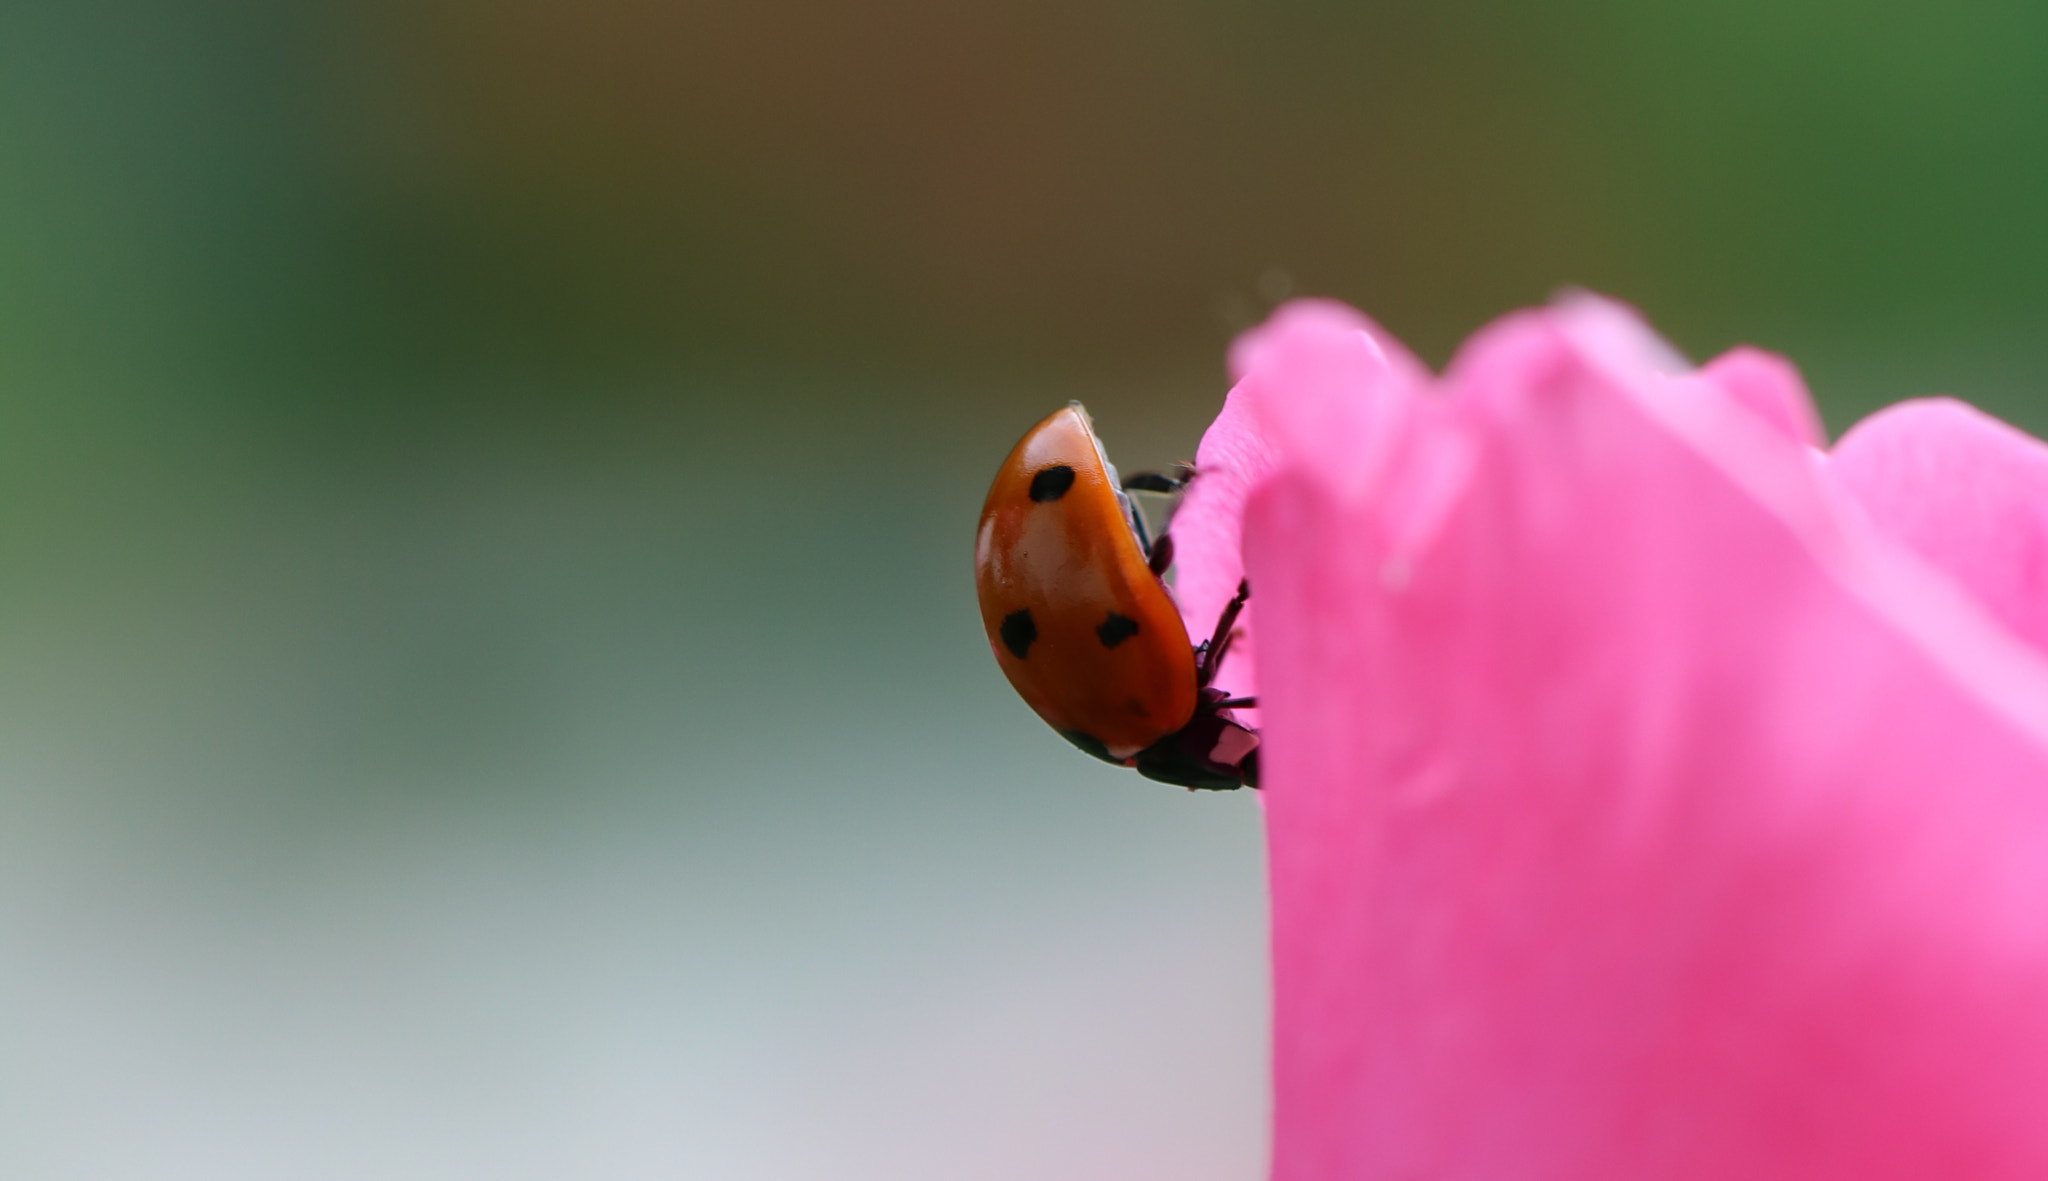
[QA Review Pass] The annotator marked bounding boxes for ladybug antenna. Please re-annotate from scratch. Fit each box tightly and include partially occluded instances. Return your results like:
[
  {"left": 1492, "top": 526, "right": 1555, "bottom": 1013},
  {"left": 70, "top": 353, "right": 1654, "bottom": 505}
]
[
  {"left": 1120, "top": 463, "right": 1196, "bottom": 496},
  {"left": 1120, "top": 470, "right": 1182, "bottom": 495}
]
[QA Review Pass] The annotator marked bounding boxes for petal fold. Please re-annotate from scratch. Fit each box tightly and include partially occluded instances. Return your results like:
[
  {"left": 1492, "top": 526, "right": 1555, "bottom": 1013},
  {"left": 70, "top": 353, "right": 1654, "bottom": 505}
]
[
  {"left": 1701, "top": 346, "right": 1827, "bottom": 449},
  {"left": 1832, "top": 397, "right": 2048, "bottom": 655}
]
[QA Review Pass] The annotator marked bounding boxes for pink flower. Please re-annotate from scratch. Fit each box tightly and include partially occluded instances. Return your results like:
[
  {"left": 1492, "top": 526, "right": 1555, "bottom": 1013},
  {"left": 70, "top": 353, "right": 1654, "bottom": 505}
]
[{"left": 1172, "top": 295, "right": 2048, "bottom": 1179}]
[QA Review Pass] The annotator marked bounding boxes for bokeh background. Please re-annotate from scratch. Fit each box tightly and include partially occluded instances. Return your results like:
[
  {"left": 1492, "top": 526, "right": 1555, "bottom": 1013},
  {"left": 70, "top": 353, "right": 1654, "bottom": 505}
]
[{"left": 6, "top": 2, "right": 2048, "bottom": 1177}]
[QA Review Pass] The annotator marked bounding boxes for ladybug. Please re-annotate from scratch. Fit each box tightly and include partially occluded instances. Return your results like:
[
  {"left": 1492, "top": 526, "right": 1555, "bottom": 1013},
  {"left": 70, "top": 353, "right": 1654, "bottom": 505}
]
[{"left": 974, "top": 402, "right": 1258, "bottom": 791}]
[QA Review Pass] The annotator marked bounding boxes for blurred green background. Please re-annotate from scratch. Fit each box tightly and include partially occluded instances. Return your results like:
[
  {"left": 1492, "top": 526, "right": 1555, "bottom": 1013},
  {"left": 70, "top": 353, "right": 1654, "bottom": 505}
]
[{"left": 5, "top": 1, "right": 2047, "bottom": 1176}]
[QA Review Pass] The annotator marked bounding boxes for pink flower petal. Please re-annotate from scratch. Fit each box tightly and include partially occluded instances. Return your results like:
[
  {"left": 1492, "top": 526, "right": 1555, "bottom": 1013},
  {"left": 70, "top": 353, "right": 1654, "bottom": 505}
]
[
  {"left": 1701, "top": 346, "right": 1828, "bottom": 449},
  {"left": 1831, "top": 397, "right": 2048, "bottom": 655},
  {"left": 1177, "top": 302, "right": 1428, "bottom": 710},
  {"left": 1176, "top": 296, "right": 2048, "bottom": 1178},
  {"left": 1225, "top": 298, "right": 1426, "bottom": 386}
]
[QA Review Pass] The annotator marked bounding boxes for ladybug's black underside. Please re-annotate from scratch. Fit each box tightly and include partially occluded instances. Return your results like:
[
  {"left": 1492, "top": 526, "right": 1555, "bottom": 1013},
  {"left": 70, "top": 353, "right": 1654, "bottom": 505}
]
[{"left": 1060, "top": 689, "right": 1259, "bottom": 791}]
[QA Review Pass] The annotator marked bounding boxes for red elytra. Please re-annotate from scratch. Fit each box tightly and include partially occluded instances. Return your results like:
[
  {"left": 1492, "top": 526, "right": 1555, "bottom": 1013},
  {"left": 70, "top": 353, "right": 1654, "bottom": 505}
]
[{"left": 973, "top": 403, "right": 1258, "bottom": 790}]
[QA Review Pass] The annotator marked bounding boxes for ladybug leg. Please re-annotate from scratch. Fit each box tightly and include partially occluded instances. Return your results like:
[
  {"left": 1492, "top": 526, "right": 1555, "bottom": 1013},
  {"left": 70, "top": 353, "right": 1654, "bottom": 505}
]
[
  {"left": 1125, "top": 465, "right": 1197, "bottom": 577},
  {"left": 1146, "top": 532, "right": 1175, "bottom": 577},
  {"left": 1215, "top": 697, "right": 1257, "bottom": 710},
  {"left": 1201, "top": 629, "right": 1238, "bottom": 685},
  {"left": 1196, "top": 579, "right": 1251, "bottom": 687}
]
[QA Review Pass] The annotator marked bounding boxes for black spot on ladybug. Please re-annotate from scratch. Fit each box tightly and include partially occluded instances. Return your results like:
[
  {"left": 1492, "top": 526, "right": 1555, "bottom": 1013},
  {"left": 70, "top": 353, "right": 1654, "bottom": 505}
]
[
  {"left": 1029, "top": 465, "right": 1076, "bottom": 502},
  {"left": 1096, "top": 612, "right": 1139, "bottom": 648},
  {"left": 1000, "top": 609, "right": 1038, "bottom": 659},
  {"left": 1059, "top": 729, "right": 1120, "bottom": 765}
]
